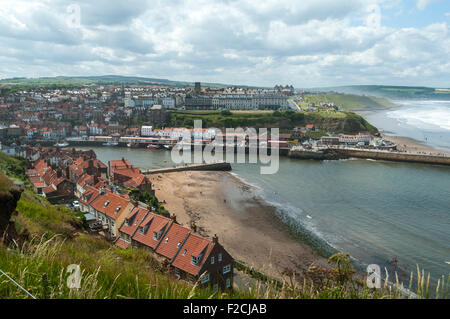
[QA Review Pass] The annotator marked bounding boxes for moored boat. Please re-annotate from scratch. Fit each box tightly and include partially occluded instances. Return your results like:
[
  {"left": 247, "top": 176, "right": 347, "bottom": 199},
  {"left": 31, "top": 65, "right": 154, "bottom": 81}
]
[
  {"left": 103, "top": 141, "right": 118, "bottom": 147},
  {"left": 147, "top": 144, "right": 161, "bottom": 150},
  {"left": 54, "top": 142, "right": 69, "bottom": 147}
]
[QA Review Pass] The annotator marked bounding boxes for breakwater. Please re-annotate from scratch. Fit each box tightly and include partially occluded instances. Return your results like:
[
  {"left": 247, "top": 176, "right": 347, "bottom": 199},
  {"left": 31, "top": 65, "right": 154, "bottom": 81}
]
[
  {"left": 288, "top": 147, "right": 450, "bottom": 166},
  {"left": 143, "top": 161, "right": 232, "bottom": 175}
]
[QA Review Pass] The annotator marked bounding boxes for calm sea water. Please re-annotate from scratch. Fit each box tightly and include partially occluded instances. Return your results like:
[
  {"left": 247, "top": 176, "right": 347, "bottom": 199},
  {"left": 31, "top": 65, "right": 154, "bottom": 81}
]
[{"left": 79, "top": 145, "right": 450, "bottom": 289}]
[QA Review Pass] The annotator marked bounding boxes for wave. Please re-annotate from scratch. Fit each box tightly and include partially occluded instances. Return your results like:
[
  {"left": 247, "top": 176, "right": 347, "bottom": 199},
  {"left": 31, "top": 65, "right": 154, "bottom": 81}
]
[{"left": 387, "top": 101, "right": 450, "bottom": 131}]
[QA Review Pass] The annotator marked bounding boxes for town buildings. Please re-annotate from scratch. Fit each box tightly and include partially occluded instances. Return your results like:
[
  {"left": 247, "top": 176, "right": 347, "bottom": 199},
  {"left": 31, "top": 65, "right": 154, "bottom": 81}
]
[{"left": 116, "top": 203, "right": 233, "bottom": 290}]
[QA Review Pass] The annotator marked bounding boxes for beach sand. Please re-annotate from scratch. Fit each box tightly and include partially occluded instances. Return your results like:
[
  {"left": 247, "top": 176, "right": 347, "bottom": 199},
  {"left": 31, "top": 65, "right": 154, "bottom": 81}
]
[
  {"left": 381, "top": 133, "right": 450, "bottom": 156},
  {"left": 148, "top": 171, "right": 328, "bottom": 280}
]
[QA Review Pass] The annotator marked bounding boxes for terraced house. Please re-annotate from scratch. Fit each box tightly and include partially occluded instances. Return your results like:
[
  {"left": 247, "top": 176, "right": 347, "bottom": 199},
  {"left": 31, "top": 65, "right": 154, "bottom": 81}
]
[
  {"left": 108, "top": 158, "right": 153, "bottom": 193},
  {"left": 87, "top": 188, "right": 134, "bottom": 239},
  {"left": 115, "top": 205, "right": 234, "bottom": 291}
]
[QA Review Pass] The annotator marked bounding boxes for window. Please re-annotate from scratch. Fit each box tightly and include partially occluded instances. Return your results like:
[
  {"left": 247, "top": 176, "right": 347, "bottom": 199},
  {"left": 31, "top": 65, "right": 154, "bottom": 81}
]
[
  {"left": 164, "top": 237, "right": 169, "bottom": 243},
  {"left": 154, "top": 229, "right": 163, "bottom": 241},
  {"left": 139, "top": 226, "right": 145, "bottom": 234},
  {"left": 218, "top": 253, "right": 222, "bottom": 262},
  {"left": 191, "top": 256, "right": 199, "bottom": 265},
  {"left": 201, "top": 273, "right": 210, "bottom": 284},
  {"left": 223, "top": 264, "right": 231, "bottom": 274},
  {"left": 226, "top": 278, "right": 231, "bottom": 288},
  {"left": 182, "top": 249, "right": 187, "bottom": 256},
  {"left": 104, "top": 200, "right": 110, "bottom": 207},
  {"left": 177, "top": 242, "right": 181, "bottom": 248},
  {"left": 124, "top": 219, "right": 129, "bottom": 226},
  {"left": 114, "top": 206, "right": 121, "bottom": 214},
  {"left": 211, "top": 256, "right": 215, "bottom": 265}
]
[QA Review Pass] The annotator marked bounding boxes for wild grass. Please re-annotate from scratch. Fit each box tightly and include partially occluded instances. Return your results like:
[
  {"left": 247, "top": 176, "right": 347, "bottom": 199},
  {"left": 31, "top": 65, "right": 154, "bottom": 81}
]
[
  {"left": 0, "top": 234, "right": 238, "bottom": 299},
  {"left": 0, "top": 154, "right": 447, "bottom": 299},
  {"left": 235, "top": 254, "right": 449, "bottom": 299}
]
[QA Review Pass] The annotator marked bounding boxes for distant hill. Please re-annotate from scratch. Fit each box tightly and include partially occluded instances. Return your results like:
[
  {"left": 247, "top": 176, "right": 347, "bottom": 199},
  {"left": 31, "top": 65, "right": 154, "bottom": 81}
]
[
  {"left": 315, "top": 85, "right": 450, "bottom": 100},
  {"left": 301, "top": 93, "right": 394, "bottom": 111},
  {"left": 0, "top": 75, "right": 261, "bottom": 89}
]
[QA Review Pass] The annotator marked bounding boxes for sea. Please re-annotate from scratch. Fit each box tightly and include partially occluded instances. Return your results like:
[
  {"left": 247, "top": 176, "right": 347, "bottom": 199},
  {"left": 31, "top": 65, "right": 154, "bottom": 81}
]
[
  {"left": 77, "top": 100, "right": 450, "bottom": 292},
  {"left": 364, "top": 100, "right": 450, "bottom": 152}
]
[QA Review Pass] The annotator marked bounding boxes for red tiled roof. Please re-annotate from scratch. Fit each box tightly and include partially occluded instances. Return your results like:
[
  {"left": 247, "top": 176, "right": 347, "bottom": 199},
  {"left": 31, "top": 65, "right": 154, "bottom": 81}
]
[
  {"left": 89, "top": 189, "right": 130, "bottom": 220},
  {"left": 132, "top": 213, "right": 171, "bottom": 249},
  {"left": 77, "top": 173, "right": 94, "bottom": 187},
  {"left": 155, "top": 223, "right": 190, "bottom": 260},
  {"left": 171, "top": 233, "right": 214, "bottom": 276},
  {"left": 115, "top": 239, "right": 130, "bottom": 249},
  {"left": 79, "top": 186, "right": 100, "bottom": 205},
  {"left": 109, "top": 159, "right": 131, "bottom": 172},
  {"left": 119, "top": 206, "right": 149, "bottom": 236},
  {"left": 43, "top": 184, "right": 57, "bottom": 194}
]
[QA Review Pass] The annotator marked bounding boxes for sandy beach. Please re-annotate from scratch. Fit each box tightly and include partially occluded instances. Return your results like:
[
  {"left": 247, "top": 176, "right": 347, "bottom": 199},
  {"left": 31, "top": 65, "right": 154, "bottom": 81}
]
[
  {"left": 148, "top": 171, "right": 328, "bottom": 280},
  {"left": 381, "top": 133, "right": 450, "bottom": 156}
]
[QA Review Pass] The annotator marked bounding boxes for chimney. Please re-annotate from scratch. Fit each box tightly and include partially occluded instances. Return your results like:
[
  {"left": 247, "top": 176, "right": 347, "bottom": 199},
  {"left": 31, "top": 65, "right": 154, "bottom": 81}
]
[
  {"left": 170, "top": 214, "right": 177, "bottom": 223},
  {"left": 212, "top": 234, "right": 218, "bottom": 244}
]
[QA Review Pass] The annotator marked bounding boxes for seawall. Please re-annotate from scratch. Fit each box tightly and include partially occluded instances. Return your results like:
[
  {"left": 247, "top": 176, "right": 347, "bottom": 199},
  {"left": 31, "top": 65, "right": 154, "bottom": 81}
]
[
  {"left": 288, "top": 148, "right": 450, "bottom": 166},
  {"left": 338, "top": 148, "right": 450, "bottom": 166}
]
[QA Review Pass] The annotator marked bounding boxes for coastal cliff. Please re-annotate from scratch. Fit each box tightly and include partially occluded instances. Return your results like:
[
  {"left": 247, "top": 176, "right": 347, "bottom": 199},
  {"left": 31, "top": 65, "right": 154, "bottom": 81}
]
[
  {"left": 0, "top": 173, "right": 24, "bottom": 246},
  {"left": 167, "top": 110, "right": 378, "bottom": 134}
]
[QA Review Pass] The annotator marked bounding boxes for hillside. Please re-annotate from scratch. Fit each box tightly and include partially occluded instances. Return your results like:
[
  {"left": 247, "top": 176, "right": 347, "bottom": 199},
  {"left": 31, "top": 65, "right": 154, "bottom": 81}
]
[
  {"left": 301, "top": 93, "right": 394, "bottom": 111},
  {"left": 0, "top": 153, "right": 444, "bottom": 299},
  {"left": 167, "top": 110, "right": 378, "bottom": 134},
  {"left": 0, "top": 173, "right": 234, "bottom": 299},
  {"left": 0, "top": 75, "right": 260, "bottom": 89},
  {"left": 317, "top": 85, "right": 450, "bottom": 100}
]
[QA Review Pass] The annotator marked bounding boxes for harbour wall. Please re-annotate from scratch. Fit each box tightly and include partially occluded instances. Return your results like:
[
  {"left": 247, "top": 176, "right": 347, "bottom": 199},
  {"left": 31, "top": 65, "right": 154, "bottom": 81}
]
[{"left": 288, "top": 148, "right": 450, "bottom": 166}]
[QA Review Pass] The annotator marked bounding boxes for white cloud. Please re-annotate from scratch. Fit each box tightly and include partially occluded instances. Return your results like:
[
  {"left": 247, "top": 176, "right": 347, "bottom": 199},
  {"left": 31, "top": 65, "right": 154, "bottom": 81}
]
[
  {"left": 0, "top": 0, "right": 448, "bottom": 87},
  {"left": 416, "top": 0, "right": 440, "bottom": 10}
]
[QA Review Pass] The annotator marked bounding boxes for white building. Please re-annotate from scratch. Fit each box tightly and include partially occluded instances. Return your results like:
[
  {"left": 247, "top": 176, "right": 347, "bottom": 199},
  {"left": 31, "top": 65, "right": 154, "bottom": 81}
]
[
  {"left": 339, "top": 134, "right": 372, "bottom": 145},
  {"left": 161, "top": 96, "right": 176, "bottom": 109},
  {"left": 141, "top": 126, "right": 153, "bottom": 137}
]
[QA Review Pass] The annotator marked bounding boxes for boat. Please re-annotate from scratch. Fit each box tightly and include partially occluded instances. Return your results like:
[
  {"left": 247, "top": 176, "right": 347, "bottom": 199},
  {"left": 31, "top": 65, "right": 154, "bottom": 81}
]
[
  {"left": 147, "top": 144, "right": 161, "bottom": 150},
  {"left": 127, "top": 142, "right": 139, "bottom": 148},
  {"left": 54, "top": 142, "right": 69, "bottom": 147},
  {"left": 163, "top": 144, "right": 173, "bottom": 150},
  {"left": 103, "top": 141, "right": 118, "bottom": 147}
]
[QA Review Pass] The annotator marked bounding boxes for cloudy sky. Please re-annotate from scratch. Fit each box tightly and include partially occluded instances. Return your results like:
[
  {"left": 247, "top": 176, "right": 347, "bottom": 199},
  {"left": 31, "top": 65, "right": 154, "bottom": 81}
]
[{"left": 0, "top": 0, "right": 449, "bottom": 88}]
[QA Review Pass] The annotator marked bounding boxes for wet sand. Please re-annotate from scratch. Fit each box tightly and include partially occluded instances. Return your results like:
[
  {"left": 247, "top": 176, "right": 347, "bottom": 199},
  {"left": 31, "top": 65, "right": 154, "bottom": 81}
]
[
  {"left": 381, "top": 133, "right": 450, "bottom": 156},
  {"left": 148, "top": 171, "right": 328, "bottom": 279}
]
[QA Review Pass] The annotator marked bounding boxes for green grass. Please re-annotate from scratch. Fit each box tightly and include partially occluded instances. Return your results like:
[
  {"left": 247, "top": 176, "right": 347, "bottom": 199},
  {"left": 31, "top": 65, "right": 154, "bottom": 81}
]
[
  {"left": 302, "top": 94, "right": 394, "bottom": 111},
  {"left": 0, "top": 234, "right": 238, "bottom": 299},
  {"left": 1, "top": 153, "right": 447, "bottom": 299},
  {"left": 167, "top": 110, "right": 377, "bottom": 134},
  {"left": 0, "top": 153, "right": 29, "bottom": 182}
]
